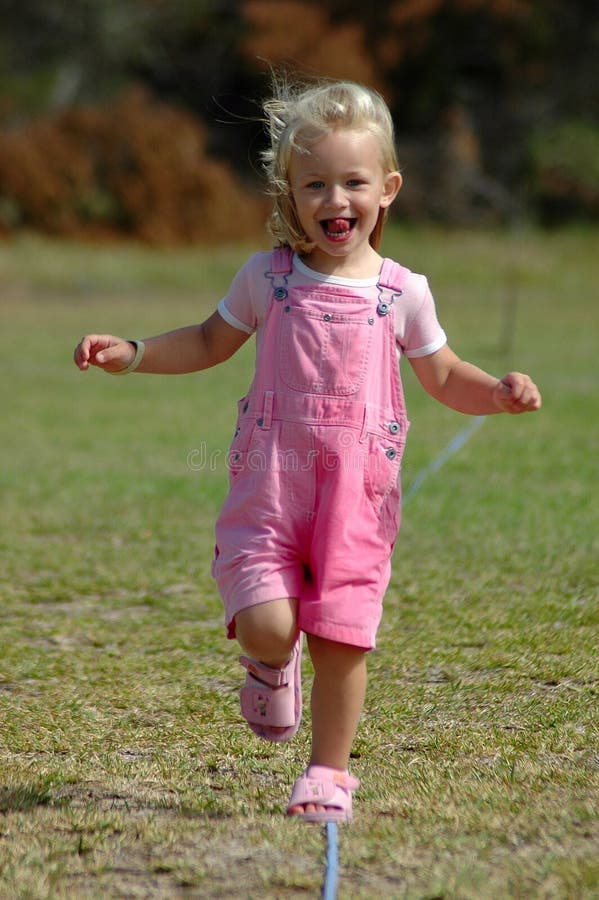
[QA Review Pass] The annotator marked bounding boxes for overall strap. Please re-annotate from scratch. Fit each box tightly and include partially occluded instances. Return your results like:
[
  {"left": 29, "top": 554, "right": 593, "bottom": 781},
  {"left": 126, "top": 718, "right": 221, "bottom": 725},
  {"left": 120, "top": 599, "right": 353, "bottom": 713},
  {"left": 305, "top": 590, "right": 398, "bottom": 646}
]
[
  {"left": 378, "top": 258, "right": 411, "bottom": 294},
  {"left": 265, "top": 245, "right": 294, "bottom": 303},
  {"left": 270, "top": 245, "right": 294, "bottom": 275}
]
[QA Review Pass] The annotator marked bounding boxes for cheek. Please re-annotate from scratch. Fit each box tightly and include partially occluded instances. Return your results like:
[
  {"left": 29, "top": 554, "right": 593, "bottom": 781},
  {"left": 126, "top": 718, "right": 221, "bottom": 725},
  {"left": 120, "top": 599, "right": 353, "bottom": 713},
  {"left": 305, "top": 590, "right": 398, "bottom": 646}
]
[
  {"left": 289, "top": 198, "right": 314, "bottom": 235},
  {"left": 294, "top": 197, "right": 318, "bottom": 224}
]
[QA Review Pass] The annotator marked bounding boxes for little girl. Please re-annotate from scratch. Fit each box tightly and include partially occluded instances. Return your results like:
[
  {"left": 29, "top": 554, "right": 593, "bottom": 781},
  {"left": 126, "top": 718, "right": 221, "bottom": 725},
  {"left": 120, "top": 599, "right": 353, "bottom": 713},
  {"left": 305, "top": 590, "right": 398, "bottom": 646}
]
[{"left": 74, "top": 79, "right": 541, "bottom": 824}]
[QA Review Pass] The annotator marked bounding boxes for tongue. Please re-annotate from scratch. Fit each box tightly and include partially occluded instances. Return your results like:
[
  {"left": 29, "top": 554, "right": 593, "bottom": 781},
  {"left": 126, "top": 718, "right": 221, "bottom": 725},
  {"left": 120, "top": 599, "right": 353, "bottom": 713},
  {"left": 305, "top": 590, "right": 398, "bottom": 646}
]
[{"left": 326, "top": 218, "right": 350, "bottom": 234}]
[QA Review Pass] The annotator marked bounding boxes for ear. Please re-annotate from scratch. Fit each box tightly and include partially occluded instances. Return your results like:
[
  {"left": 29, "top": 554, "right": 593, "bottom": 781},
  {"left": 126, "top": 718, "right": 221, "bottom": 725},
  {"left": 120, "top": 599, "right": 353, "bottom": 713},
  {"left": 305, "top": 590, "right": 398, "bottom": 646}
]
[{"left": 380, "top": 171, "right": 402, "bottom": 208}]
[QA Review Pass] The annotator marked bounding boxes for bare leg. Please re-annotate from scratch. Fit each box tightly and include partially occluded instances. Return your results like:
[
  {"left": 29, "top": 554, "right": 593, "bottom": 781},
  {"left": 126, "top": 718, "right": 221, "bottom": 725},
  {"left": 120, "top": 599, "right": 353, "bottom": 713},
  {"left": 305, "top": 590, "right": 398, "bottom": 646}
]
[
  {"left": 235, "top": 598, "right": 298, "bottom": 667},
  {"left": 288, "top": 634, "right": 367, "bottom": 817},
  {"left": 235, "top": 598, "right": 300, "bottom": 739}
]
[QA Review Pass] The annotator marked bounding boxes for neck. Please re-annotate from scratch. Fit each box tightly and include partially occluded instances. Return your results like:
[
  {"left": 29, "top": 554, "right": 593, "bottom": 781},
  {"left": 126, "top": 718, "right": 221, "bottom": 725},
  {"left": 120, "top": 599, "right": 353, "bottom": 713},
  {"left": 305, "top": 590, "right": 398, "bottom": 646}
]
[{"left": 299, "top": 246, "right": 383, "bottom": 279}]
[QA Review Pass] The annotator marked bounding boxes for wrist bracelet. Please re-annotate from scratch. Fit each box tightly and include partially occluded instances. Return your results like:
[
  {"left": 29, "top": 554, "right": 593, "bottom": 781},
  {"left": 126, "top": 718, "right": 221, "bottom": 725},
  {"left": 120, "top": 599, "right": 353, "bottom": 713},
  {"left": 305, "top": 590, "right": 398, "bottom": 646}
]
[{"left": 109, "top": 340, "right": 146, "bottom": 375}]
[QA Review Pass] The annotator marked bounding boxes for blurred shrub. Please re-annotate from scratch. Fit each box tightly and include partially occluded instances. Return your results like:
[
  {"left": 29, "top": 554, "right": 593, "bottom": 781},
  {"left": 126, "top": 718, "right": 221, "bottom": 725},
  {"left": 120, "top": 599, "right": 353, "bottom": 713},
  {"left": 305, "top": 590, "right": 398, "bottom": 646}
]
[
  {"left": 529, "top": 121, "right": 599, "bottom": 224},
  {"left": 0, "top": 88, "right": 267, "bottom": 243},
  {"left": 241, "top": 0, "right": 382, "bottom": 90}
]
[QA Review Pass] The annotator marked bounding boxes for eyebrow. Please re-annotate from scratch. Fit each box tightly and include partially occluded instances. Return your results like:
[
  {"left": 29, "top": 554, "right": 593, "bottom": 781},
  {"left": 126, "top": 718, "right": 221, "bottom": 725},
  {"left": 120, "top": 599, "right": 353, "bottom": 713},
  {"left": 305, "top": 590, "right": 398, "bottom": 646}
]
[{"left": 294, "top": 168, "right": 370, "bottom": 179}]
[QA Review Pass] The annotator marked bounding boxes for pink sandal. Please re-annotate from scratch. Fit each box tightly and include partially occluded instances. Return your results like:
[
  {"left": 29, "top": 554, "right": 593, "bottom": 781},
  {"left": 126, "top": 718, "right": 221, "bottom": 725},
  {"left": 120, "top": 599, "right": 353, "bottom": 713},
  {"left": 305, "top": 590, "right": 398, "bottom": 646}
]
[
  {"left": 286, "top": 765, "right": 360, "bottom": 823},
  {"left": 239, "top": 636, "right": 302, "bottom": 742}
]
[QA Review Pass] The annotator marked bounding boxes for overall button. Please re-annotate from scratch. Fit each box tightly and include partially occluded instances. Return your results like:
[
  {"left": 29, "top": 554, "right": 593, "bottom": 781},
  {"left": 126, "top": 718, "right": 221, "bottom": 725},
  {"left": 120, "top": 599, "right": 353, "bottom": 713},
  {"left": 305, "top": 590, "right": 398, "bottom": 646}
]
[
  {"left": 273, "top": 287, "right": 288, "bottom": 301},
  {"left": 377, "top": 301, "right": 391, "bottom": 316},
  {"left": 385, "top": 448, "right": 397, "bottom": 460},
  {"left": 388, "top": 421, "right": 401, "bottom": 434}
]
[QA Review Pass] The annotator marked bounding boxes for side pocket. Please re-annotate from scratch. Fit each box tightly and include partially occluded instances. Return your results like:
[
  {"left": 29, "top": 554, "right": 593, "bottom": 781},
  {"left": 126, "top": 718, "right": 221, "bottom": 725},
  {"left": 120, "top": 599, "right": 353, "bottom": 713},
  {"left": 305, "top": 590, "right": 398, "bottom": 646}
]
[
  {"left": 226, "top": 397, "right": 255, "bottom": 482},
  {"left": 210, "top": 544, "right": 220, "bottom": 579},
  {"left": 363, "top": 433, "right": 405, "bottom": 510}
]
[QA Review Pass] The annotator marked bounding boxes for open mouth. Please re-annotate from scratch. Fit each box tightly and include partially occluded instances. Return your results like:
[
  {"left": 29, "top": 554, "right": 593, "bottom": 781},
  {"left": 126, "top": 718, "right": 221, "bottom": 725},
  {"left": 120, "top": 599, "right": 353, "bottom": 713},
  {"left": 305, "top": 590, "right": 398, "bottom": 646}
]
[{"left": 321, "top": 218, "right": 356, "bottom": 240}]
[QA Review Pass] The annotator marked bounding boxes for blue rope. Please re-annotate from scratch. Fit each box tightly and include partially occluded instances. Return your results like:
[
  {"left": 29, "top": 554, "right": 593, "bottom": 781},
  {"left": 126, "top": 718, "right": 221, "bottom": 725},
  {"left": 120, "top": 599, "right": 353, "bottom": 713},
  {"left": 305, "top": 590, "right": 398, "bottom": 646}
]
[
  {"left": 318, "top": 416, "right": 486, "bottom": 898},
  {"left": 322, "top": 822, "right": 339, "bottom": 899},
  {"left": 402, "top": 415, "right": 486, "bottom": 505}
]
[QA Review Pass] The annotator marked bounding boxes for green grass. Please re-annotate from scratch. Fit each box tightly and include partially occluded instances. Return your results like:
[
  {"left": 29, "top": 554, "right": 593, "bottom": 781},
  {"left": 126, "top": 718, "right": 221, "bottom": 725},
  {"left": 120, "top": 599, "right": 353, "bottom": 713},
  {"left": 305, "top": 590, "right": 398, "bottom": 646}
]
[{"left": 0, "top": 226, "right": 597, "bottom": 898}]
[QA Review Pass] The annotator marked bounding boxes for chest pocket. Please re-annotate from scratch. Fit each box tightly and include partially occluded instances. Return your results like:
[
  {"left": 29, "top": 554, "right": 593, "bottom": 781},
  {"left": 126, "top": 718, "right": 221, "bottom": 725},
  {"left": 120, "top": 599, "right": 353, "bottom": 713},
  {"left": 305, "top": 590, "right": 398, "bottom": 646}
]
[{"left": 279, "top": 304, "right": 373, "bottom": 396}]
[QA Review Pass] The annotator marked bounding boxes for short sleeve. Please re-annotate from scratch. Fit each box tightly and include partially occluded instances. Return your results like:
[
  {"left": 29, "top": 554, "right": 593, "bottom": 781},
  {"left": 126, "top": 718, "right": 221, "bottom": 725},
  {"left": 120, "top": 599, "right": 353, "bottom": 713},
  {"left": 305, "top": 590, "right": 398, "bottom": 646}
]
[
  {"left": 217, "top": 298, "right": 254, "bottom": 334},
  {"left": 398, "top": 274, "right": 447, "bottom": 358},
  {"left": 217, "top": 252, "right": 272, "bottom": 335}
]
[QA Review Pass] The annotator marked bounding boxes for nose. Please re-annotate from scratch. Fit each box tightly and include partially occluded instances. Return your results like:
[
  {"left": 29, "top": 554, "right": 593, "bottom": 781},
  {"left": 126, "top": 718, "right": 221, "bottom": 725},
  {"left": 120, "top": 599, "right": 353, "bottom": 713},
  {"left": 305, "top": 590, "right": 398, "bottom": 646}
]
[{"left": 326, "top": 183, "right": 348, "bottom": 210}]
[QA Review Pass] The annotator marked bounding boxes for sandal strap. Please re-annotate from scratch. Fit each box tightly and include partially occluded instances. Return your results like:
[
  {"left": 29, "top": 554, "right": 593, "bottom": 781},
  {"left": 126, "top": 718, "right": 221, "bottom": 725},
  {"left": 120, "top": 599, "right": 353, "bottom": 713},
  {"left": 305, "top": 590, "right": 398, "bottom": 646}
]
[
  {"left": 305, "top": 765, "right": 360, "bottom": 792},
  {"left": 239, "top": 653, "right": 294, "bottom": 687},
  {"left": 288, "top": 766, "right": 360, "bottom": 812}
]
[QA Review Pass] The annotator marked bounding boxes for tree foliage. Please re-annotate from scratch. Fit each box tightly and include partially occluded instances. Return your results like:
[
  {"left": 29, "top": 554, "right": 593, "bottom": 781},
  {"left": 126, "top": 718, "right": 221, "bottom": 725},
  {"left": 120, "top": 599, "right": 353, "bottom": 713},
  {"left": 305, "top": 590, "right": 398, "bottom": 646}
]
[{"left": 0, "top": 0, "right": 596, "bottom": 240}]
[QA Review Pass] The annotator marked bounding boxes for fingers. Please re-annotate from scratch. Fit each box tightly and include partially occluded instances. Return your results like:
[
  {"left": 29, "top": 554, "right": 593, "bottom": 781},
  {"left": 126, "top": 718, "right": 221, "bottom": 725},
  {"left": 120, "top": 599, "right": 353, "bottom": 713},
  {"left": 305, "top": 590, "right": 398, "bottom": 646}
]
[
  {"left": 74, "top": 335, "right": 95, "bottom": 370},
  {"left": 496, "top": 373, "right": 542, "bottom": 413},
  {"left": 74, "top": 334, "right": 109, "bottom": 370},
  {"left": 73, "top": 334, "right": 133, "bottom": 373}
]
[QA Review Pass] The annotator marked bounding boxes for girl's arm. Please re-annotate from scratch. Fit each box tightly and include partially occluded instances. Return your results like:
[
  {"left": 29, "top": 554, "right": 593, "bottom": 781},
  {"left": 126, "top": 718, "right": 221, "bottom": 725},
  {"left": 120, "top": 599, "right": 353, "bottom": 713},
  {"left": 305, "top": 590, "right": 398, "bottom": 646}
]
[
  {"left": 409, "top": 344, "right": 542, "bottom": 415},
  {"left": 74, "top": 310, "right": 250, "bottom": 375}
]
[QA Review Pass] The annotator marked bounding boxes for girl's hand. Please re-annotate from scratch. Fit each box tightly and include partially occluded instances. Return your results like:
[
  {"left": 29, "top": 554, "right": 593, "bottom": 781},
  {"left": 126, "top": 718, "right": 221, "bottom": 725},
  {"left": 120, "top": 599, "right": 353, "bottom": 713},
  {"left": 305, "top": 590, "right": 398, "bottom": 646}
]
[
  {"left": 493, "top": 372, "right": 542, "bottom": 414},
  {"left": 74, "top": 334, "right": 136, "bottom": 373}
]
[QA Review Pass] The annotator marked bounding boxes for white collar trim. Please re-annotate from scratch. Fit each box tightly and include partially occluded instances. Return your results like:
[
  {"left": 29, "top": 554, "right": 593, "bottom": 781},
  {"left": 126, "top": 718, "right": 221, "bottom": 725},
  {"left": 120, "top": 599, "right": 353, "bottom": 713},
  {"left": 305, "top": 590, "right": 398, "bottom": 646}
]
[{"left": 293, "top": 253, "right": 380, "bottom": 287}]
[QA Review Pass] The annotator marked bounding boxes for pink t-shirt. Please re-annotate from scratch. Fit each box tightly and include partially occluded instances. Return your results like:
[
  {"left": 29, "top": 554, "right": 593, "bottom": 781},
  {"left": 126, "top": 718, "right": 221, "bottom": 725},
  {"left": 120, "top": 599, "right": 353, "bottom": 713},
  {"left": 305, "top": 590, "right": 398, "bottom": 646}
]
[{"left": 217, "top": 252, "right": 447, "bottom": 360}]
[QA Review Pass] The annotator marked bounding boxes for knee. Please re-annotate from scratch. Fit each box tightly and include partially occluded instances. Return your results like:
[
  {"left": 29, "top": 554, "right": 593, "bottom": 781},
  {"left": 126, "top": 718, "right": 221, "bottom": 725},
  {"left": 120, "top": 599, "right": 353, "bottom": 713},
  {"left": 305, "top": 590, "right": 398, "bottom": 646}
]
[
  {"left": 235, "top": 599, "right": 298, "bottom": 667},
  {"left": 307, "top": 634, "right": 368, "bottom": 673}
]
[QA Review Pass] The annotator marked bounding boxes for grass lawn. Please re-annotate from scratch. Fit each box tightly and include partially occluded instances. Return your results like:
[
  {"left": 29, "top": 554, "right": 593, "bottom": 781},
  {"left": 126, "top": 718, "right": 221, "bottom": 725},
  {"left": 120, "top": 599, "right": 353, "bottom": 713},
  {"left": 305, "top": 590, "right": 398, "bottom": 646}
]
[{"left": 0, "top": 226, "right": 597, "bottom": 898}]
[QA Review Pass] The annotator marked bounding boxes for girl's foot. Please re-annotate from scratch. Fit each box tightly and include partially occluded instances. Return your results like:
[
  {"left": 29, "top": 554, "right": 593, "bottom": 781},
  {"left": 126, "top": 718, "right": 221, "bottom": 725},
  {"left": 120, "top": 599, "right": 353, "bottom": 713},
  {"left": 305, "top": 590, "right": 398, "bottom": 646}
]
[
  {"left": 286, "top": 765, "right": 360, "bottom": 823},
  {"left": 239, "top": 637, "right": 302, "bottom": 742}
]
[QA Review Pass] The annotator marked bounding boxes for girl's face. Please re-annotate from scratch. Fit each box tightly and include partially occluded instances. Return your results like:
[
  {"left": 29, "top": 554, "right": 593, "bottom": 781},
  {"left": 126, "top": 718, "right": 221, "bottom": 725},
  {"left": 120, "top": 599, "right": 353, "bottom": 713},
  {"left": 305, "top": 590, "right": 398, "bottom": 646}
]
[{"left": 288, "top": 127, "right": 401, "bottom": 276}]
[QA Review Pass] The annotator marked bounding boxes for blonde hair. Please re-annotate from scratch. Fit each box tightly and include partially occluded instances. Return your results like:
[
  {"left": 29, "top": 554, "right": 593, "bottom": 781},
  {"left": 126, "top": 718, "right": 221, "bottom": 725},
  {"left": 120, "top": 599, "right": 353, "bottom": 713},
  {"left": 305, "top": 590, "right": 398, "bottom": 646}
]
[{"left": 262, "top": 78, "right": 399, "bottom": 253}]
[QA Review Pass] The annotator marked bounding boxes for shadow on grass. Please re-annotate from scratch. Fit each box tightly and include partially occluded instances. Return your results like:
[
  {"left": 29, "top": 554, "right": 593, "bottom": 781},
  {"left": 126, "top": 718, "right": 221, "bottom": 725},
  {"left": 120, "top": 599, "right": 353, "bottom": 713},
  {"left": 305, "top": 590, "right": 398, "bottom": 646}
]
[{"left": 0, "top": 782, "right": 52, "bottom": 813}]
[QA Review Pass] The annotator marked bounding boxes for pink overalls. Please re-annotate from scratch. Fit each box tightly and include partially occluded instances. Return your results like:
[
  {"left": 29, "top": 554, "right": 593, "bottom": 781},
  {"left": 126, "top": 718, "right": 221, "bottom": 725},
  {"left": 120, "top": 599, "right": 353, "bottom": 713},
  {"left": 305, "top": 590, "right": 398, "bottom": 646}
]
[{"left": 212, "top": 247, "right": 411, "bottom": 649}]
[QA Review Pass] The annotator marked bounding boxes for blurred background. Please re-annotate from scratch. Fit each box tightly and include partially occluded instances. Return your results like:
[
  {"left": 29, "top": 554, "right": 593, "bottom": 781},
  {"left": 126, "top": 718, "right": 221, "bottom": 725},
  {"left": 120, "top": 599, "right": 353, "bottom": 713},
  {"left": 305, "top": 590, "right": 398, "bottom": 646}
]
[{"left": 0, "top": 0, "right": 597, "bottom": 245}]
